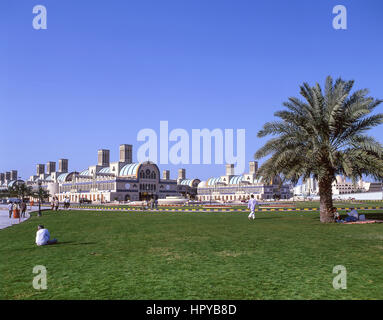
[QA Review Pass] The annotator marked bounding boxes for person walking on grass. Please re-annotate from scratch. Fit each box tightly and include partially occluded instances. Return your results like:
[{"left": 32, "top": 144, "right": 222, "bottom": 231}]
[{"left": 248, "top": 194, "right": 258, "bottom": 220}]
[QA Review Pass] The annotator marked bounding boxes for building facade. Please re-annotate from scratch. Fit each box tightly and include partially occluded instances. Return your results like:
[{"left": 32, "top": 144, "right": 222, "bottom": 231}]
[
  {"left": 292, "top": 175, "right": 383, "bottom": 196},
  {"left": 196, "top": 161, "right": 292, "bottom": 202},
  {"left": 0, "top": 170, "right": 20, "bottom": 190},
  {"left": 26, "top": 144, "right": 199, "bottom": 203}
]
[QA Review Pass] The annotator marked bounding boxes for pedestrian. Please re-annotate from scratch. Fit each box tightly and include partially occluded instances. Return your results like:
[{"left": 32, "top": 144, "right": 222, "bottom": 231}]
[
  {"left": 8, "top": 201, "right": 13, "bottom": 218},
  {"left": 247, "top": 194, "right": 258, "bottom": 220},
  {"left": 54, "top": 197, "right": 59, "bottom": 211},
  {"left": 12, "top": 202, "right": 18, "bottom": 218},
  {"left": 20, "top": 201, "right": 27, "bottom": 218},
  {"left": 66, "top": 197, "right": 71, "bottom": 210},
  {"left": 50, "top": 198, "right": 55, "bottom": 210}
]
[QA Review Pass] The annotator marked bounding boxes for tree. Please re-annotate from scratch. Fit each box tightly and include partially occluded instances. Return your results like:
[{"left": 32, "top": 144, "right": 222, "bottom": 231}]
[
  {"left": 10, "top": 183, "right": 32, "bottom": 201},
  {"left": 0, "top": 182, "right": 32, "bottom": 200},
  {"left": 31, "top": 183, "right": 50, "bottom": 217},
  {"left": 254, "top": 76, "right": 383, "bottom": 223},
  {"left": 0, "top": 189, "right": 10, "bottom": 199}
]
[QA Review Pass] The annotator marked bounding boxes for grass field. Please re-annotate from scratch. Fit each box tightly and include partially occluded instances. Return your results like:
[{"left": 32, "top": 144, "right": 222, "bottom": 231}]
[{"left": 0, "top": 209, "right": 382, "bottom": 299}]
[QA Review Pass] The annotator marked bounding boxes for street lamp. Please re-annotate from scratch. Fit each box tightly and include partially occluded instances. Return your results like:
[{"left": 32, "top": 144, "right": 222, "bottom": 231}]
[{"left": 38, "top": 181, "right": 42, "bottom": 217}]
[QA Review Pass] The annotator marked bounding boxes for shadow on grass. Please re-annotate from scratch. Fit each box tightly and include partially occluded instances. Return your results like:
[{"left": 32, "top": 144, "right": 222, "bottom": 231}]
[
  {"left": 253, "top": 216, "right": 284, "bottom": 220},
  {"left": 55, "top": 241, "right": 97, "bottom": 246}
]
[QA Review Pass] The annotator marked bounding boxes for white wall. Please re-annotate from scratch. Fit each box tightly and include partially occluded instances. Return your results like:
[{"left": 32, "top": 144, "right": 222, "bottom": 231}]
[{"left": 333, "top": 192, "right": 383, "bottom": 200}]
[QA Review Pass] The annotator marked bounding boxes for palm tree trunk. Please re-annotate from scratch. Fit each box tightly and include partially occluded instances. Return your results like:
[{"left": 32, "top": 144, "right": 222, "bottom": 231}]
[{"left": 318, "top": 177, "right": 334, "bottom": 223}]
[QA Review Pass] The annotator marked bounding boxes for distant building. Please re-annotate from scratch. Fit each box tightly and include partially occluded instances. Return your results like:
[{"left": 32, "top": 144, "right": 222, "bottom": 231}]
[
  {"left": 25, "top": 144, "right": 199, "bottom": 203},
  {"left": 293, "top": 175, "right": 382, "bottom": 196},
  {"left": 332, "top": 175, "right": 382, "bottom": 195},
  {"left": 196, "top": 161, "right": 292, "bottom": 202},
  {"left": 0, "top": 170, "right": 21, "bottom": 190}
]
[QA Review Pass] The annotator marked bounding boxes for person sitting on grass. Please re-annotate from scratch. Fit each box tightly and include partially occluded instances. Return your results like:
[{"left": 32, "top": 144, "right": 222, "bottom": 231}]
[
  {"left": 345, "top": 208, "right": 359, "bottom": 222},
  {"left": 35, "top": 225, "right": 58, "bottom": 246},
  {"left": 332, "top": 207, "right": 341, "bottom": 222}
]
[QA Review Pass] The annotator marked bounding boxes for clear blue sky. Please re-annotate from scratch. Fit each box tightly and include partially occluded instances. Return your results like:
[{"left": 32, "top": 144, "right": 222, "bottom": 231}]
[{"left": 2, "top": 0, "right": 383, "bottom": 181}]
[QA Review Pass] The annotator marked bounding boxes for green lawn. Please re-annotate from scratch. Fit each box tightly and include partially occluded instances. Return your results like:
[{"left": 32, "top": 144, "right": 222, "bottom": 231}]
[{"left": 0, "top": 209, "right": 382, "bottom": 299}]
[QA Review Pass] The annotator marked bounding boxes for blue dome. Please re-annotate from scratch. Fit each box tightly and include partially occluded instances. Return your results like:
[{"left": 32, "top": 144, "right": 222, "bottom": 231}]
[
  {"left": 179, "top": 179, "right": 194, "bottom": 187},
  {"left": 7, "top": 180, "right": 24, "bottom": 188},
  {"left": 57, "top": 173, "right": 70, "bottom": 182},
  {"left": 99, "top": 167, "right": 111, "bottom": 173},
  {"left": 207, "top": 177, "right": 225, "bottom": 186},
  {"left": 80, "top": 169, "right": 91, "bottom": 176},
  {"left": 229, "top": 175, "right": 243, "bottom": 185},
  {"left": 46, "top": 175, "right": 52, "bottom": 181},
  {"left": 120, "top": 163, "right": 140, "bottom": 176},
  {"left": 8, "top": 180, "right": 16, "bottom": 188}
]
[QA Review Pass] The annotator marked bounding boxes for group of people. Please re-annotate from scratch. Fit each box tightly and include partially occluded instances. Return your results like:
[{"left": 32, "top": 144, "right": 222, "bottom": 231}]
[
  {"left": 141, "top": 197, "right": 159, "bottom": 210},
  {"left": 50, "top": 196, "right": 71, "bottom": 211},
  {"left": 7, "top": 201, "right": 27, "bottom": 219},
  {"left": 63, "top": 197, "right": 71, "bottom": 209},
  {"left": 246, "top": 196, "right": 365, "bottom": 224},
  {"left": 332, "top": 207, "right": 364, "bottom": 223},
  {"left": 50, "top": 197, "right": 60, "bottom": 211}
]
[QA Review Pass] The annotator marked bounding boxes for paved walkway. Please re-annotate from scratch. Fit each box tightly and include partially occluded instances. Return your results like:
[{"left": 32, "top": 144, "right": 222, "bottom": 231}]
[{"left": 0, "top": 205, "right": 37, "bottom": 230}]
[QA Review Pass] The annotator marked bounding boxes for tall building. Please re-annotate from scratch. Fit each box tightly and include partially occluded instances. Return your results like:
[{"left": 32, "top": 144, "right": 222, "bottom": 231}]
[
  {"left": 98, "top": 149, "right": 110, "bottom": 167},
  {"left": 58, "top": 159, "right": 68, "bottom": 173},
  {"left": 36, "top": 164, "right": 45, "bottom": 175},
  {"left": 119, "top": 144, "right": 132, "bottom": 163},
  {"left": 249, "top": 161, "right": 258, "bottom": 174},
  {"left": 46, "top": 161, "right": 56, "bottom": 174},
  {"left": 226, "top": 164, "right": 234, "bottom": 176},
  {"left": 11, "top": 170, "right": 18, "bottom": 181},
  {"left": 163, "top": 170, "right": 170, "bottom": 180},
  {"left": 178, "top": 169, "right": 186, "bottom": 180}
]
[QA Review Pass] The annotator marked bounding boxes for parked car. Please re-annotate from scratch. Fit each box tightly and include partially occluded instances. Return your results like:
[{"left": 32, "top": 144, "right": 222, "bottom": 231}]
[{"left": 79, "top": 198, "right": 92, "bottom": 204}]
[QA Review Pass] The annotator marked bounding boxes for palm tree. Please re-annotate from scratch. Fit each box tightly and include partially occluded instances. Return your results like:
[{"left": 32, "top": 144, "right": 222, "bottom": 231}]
[{"left": 254, "top": 76, "right": 383, "bottom": 223}]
